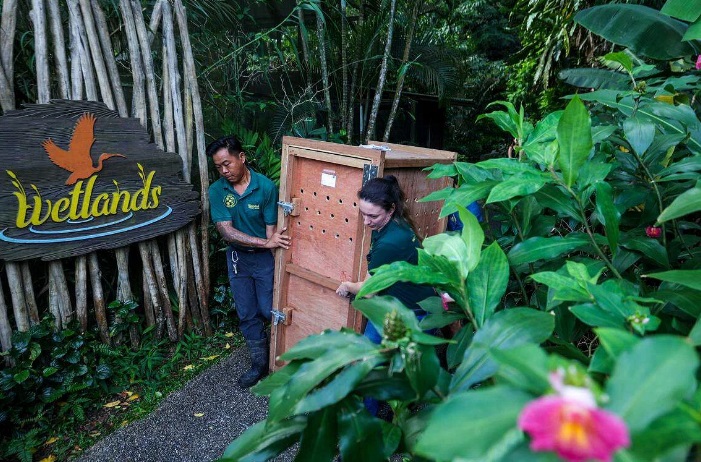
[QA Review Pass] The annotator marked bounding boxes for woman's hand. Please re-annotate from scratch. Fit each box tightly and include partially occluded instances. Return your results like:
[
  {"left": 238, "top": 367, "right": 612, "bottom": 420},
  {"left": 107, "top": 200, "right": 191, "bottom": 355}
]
[{"left": 336, "top": 282, "right": 353, "bottom": 298}]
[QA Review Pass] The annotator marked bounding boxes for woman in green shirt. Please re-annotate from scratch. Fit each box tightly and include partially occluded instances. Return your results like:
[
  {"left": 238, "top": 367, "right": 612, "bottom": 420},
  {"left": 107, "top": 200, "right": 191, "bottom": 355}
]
[{"left": 336, "top": 175, "right": 435, "bottom": 343}]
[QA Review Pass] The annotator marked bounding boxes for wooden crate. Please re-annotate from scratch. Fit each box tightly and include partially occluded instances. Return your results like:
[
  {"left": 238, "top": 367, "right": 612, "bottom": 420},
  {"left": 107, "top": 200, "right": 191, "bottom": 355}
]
[{"left": 270, "top": 137, "right": 456, "bottom": 369}]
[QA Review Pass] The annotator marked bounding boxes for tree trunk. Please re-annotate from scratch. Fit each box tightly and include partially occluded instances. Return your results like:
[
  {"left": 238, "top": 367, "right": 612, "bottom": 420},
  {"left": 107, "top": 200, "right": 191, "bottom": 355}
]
[
  {"left": 297, "top": 8, "right": 309, "bottom": 65},
  {"left": 315, "top": 9, "right": 334, "bottom": 134},
  {"left": 30, "top": 0, "right": 50, "bottom": 103},
  {"left": 88, "top": 253, "right": 110, "bottom": 344},
  {"left": 47, "top": 0, "right": 70, "bottom": 99},
  {"left": 383, "top": 0, "right": 421, "bottom": 142},
  {"left": 365, "top": 0, "right": 397, "bottom": 143},
  {"left": 75, "top": 256, "right": 88, "bottom": 331},
  {"left": 340, "top": 0, "right": 348, "bottom": 133}
]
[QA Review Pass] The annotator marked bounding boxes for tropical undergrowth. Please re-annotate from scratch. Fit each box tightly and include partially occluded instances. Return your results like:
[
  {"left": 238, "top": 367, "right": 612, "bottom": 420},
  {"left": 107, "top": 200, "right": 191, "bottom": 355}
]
[
  {"left": 219, "top": 1, "right": 701, "bottom": 461},
  {"left": 0, "top": 314, "right": 242, "bottom": 462}
]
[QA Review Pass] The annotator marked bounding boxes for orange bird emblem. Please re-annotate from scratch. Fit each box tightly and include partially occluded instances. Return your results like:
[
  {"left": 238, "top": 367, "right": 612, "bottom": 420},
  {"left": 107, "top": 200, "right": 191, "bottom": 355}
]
[{"left": 42, "top": 113, "right": 126, "bottom": 185}]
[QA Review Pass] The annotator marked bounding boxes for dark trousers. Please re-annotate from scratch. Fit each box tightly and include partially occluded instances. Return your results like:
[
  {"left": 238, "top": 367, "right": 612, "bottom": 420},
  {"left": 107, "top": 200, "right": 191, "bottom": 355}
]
[{"left": 226, "top": 247, "right": 274, "bottom": 342}]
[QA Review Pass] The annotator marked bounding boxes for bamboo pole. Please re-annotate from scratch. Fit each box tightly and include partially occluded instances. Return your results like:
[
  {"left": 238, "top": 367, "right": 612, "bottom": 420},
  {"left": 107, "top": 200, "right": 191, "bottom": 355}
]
[
  {"left": 21, "top": 263, "right": 39, "bottom": 325},
  {"left": 49, "top": 261, "right": 74, "bottom": 327},
  {"left": 131, "top": 0, "right": 163, "bottom": 148},
  {"left": 142, "top": 267, "right": 155, "bottom": 327},
  {"left": 75, "top": 256, "right": 88, "bottom": 331},
  {"left": 161, "top": 2, "right": 188, "bottom": 180},
  {"left": 315, "top": 9, "right": 333, "bottom": 133},
  {"left": 30, "top": 0, "right": 50, "bottom": 104},
  {"left": 0, "top": 0, "right": 17, "bottom": 110},
  {"left": 174, "top": 231, "right": 189, "bottom": 336},
  {"left": 174, "top": 0, "right": 210, "bottom": 301},
  {"left": 188, "top": 223, "right": 210, "bottom": 335},
  {"left": 48, "top": 268, "right": 62, "bottom": 330},
  {"left": 148, "top": 241, "right": 178, "bottom": 341},
  {"left": 91, "top": 0, "right": 127, "bottom": 116},
  {"left": 365, "top": 0, "right": 396, "bottom": 143},
  {"left": 119, "top": 0, "right": 146, "bottom": 123},
  {"left": 148, "top": 0, "right": 164, "bottom": 44},
  {"left": 138, "top": 242, "right": 164, "bottom": 338},
  {"left": 47, "top": 0, "right": 70, "bottom": 99},
  {"left": 88, "top": 253, "right": 110, "bottom": 344},
  {"left": 0, "top": 275, "right": 12, "bottom": 360},
  {"left": 68, "top": 0, "right": 97, "bottom": 101},
  {"left": 78, "top": 0, "right": 114, "bottom": 109},
  {"left": 5, "top": 263, "right": 29, "bottom": 331}
]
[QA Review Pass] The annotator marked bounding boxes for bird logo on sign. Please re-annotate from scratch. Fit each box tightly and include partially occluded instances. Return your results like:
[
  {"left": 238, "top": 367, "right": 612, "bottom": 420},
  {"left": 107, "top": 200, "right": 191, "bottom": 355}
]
[{"left": 41, "top": 113, "right": 126, "bottom": 185}]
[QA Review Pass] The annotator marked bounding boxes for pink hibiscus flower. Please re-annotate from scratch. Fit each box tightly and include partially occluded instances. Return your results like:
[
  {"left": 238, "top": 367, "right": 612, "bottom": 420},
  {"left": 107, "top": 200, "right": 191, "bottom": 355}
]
[
  {"left": 518, "top": 371, "right": 630, "bottom": 462},
  {"left": 696, "top": 55, "right": 701, "bottom": 70}
]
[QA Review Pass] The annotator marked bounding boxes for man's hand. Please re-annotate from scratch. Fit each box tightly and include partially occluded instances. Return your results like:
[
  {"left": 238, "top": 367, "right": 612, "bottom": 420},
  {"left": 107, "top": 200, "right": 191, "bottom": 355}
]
[{"left": 264, "top": 227, "right": 291, "bottom": 249}]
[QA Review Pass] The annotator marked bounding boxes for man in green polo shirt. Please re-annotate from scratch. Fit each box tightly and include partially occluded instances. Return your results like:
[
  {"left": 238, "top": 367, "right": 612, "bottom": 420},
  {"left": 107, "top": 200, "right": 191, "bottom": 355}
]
[{"left": 207, "top": 135, "right": 290, "bottom": 388}]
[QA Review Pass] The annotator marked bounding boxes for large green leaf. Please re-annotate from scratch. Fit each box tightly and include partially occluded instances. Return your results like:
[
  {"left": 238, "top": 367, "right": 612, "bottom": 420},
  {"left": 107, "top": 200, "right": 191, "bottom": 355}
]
[
  {"left": 575, "top": 4, "right": 700, "bottom": 60},
  {"left": 220, "top": 416, "right": 306, "bottom": 462},
  {"left": 570, "top": 303, "right": 625, "bottom": 329},
  {"left": 557, "top": 95, "right": 593, "bottom": 188},
  {"left": 558, "top": 68, "right": 631, "bottom": 90},
  {"left": 459, "top": 204, "right": 485, "bottom": 273},
  {"left": 491, "top": 344, "right": 550, "bottom": 395},
  {"left": 415, "top": 386, "right": 532, "bottom": 461},
  {"left": 533, "top": 185, "right": 581, "bottom": 220},
  {"left": 623, "top": 116, "right": 656, "bottom": 156},
  {"left": 645, "top": 270, "right": 701, "bottom": 291},
  {"left": 451, "top": 308, "right": 554, "bottom": 392},
  {"left": 357, "top": 260, "right": 451, "bottom": 299},
  {"left": 468, "top": 242, "right": 509, "bottom": 327},
  {"left": 269, "top": 342, "right": 380, "bottom": 423},
  {"left": 660, "top": 0, "right": 701, "bottom": 22},
  {"left": 657, "top": 182, "right": 701, "bottom": 222},
  {"left": 296, "top": 408, "right": 338, "bottom": 462},
  {"left": 620, "top": 235, "right": 670, "bottom": 268},
  {"left": 589, "top": 327, "right": 639, "bottom": 375},
  {"left": 486, "top": 173, "right": 551, "bottom": 203},
  {"left": 595, "top": 182, "right": 620, "bottom": 252},
  {"left": 337, "top": 400, "right": 389, "bottom": 462},
  {"left": 508, "top": 234, "right": 590, "bottom": 266},
  {"left": 654, "top": 288, "right": 701, "bottom": 317},
  {"left": 280, "top": 330, "right": 375, "bottom": 361},
  {"left": 606, "top": 336, "right": 699, "bottom": 432},
  {"left": 438, "top": 181, "right": 497, "bottom": 217},
  {"left": 629, "top": 406, "right": 701, "bottom": 460},
  {"left": 421, "top": 233, "right": 470, "bottom": 280}
]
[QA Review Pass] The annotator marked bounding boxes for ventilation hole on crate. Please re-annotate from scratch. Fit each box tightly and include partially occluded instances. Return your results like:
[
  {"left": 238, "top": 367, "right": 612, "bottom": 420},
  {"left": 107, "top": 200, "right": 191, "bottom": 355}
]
[
  {"left": 300, "top": 189, "right": 304, "bottom": 193},
  {"left": 326, "top": 195, "right": 330, "bottom": 201},
  {"left": 339, "top": 199, "right": 343, "bottom": 204},
  {"left": 309, "top": 225, "right": 314, "bottom": 230},
  {"left": 335, "top": 233, "right": 340, "bottom": 238},
  {"left": 322, "top": 229, "right": 326, "bottom": 234},
  {"left": 330, "top": 213, "right": 335, "bottom": 218},
  {"left": 313, "top": 191, "right": 317, "bottom": 197},
  {"left": 305, "top": 207, "right": 309, "bottom": 211},
  {"left": 344, "top": 218, "right": 349, "bottom": 223},
  {"left": 297, "top": 221, "right": 301, "bottom": 226},
  {"left": 353, "top": 202, "right": 357, "bottom": 207},
  {"left": 317, "top": 210, "right": 321, "bottom": 215},
  {"left": 349, "top": 237, "right": 353, "bottom": 242}
]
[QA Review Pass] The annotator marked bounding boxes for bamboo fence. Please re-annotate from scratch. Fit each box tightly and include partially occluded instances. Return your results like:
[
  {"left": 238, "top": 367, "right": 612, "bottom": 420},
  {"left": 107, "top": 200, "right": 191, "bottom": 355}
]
[{"left": 0, "top": 0, "right": 211, "bottom": 353}]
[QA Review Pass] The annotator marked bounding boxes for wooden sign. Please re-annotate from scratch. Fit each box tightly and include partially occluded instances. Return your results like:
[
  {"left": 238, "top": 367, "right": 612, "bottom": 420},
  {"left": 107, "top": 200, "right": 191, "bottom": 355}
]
[{"left": 0, "top": 100, "right": 200, "bottom": 261}]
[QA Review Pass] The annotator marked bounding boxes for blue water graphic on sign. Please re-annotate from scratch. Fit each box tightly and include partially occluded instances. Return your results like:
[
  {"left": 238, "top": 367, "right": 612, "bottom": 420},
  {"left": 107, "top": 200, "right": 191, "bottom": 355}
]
[
  {"left": 29, "top": 213, "right": 133, "bottom": 234},
  {"left": 0, "top": 207, "right": 172, "bottom": 243}
]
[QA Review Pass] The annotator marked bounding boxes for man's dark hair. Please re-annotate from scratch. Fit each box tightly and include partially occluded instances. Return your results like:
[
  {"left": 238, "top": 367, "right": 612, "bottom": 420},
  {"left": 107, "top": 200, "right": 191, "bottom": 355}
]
[{"left": 206, "top": 135, "right": 244, "bottom": 158}]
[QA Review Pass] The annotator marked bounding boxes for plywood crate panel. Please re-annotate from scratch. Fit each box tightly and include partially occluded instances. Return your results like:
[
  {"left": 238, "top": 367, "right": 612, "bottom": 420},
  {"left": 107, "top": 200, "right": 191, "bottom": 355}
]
[{"left": 270, "top": 137, "right": 455, "bottom": 369}]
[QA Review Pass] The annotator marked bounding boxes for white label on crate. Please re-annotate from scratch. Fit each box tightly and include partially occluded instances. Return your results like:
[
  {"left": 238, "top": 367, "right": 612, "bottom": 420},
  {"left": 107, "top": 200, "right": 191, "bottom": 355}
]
[{"left": 321, "top": 170, "right": 337, "bottom": 187}]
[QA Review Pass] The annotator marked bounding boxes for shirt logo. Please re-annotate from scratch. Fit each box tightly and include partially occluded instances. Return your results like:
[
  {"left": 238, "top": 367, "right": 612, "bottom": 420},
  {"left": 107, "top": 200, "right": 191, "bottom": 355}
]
[
  {"left": 224, "top": 194, "right": 237, "bottom": 208},
  {"left": 247, "top": 204, "right": 260, "bottom": 210}
]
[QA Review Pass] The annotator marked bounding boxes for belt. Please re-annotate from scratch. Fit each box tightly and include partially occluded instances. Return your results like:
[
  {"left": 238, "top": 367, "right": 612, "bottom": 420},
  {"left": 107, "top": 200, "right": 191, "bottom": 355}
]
[{"left": 230, "top": 245, "right": 269, "bottom": 254}]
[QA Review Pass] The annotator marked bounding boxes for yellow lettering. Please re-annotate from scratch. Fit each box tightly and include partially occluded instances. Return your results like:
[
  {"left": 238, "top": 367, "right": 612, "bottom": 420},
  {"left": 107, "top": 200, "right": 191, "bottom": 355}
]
[
  {"left": 90, "top": 193, "right": 111, "bottom": 217},
  {"left": 50, "top": 197, "right": 71, "bottom": 222},
  {"left": 110, "top": 189, "right": 131, "bottom": 214},
  {"left": 149, "top": 186, "right": 162, "bottom": 208}
]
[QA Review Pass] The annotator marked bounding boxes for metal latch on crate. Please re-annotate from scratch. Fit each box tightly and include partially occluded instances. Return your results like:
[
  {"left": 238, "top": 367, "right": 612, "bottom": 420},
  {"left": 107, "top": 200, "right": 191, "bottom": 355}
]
[
  {"left": 272, "top": 308, "right": 292, "bottom": 326},
  {"left": 277, "top": 198, "right": 300, "bottom": 216}
]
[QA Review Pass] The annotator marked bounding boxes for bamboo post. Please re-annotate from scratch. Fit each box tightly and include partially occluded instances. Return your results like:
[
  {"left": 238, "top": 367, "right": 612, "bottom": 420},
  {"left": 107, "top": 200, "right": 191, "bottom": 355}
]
[
  {"left": 90, "top": 0, "right": 127, "bottom": 116},
  {"left": 75, "top": 256, "right": 89, "bottom": 331},
  {"left": 88, "top": 253, "right": 110, "bottom": 344},
  {"left": 119, "top": 0, "right": 146, "bottom": 123},
  {"left": 5, "top": 263, "right": 29, "bottom": 331},
  {"left": 141, "top": 267, "right": 155, "bottom": 327},
  {"left": 49, "top": 261, "right": 74, "bottom": 327},
  {"left": 147, "top": 241, "right": 178, "bottom": 341},
  {"left": 21, "top": 263, "right": 39, "bottom": 325},
  {"left": 174, "top": 230, "right": 189, "bottom": 336},
  {"left": 188, "top": 223, "right": 210, "bottom": 335},
  {"left": 138, "top": 242, "right": 163, "bottom": 338},
  {"left": 78, "top": 0, "right": 115, "bottom": 109},
  {"left": 0, "top": 274, "right": 13, "bottom": 361},
  {"left": 0, "top": 0, "right": 17, "bottom": 111},
  {"left": 48, "top": 268, "right": 62, "bottom": 330},
  {"left": 47, "top": 0, "right": 70, "bottom": 99},
  {"left": 30, "top": 0, "right": 50, "bottom": 103}
]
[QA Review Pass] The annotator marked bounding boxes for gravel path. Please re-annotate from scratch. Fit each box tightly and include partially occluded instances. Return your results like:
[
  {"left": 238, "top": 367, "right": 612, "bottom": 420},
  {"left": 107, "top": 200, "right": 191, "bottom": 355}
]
[{"left": 76, "top": 348, "right": 295, "bottom": 462}]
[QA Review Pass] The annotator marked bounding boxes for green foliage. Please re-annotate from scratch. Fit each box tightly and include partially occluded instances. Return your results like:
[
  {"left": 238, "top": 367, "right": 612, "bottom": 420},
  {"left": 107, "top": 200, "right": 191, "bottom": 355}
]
[{"left": 221, "top": 2, "right": 701, "bottom": 460}]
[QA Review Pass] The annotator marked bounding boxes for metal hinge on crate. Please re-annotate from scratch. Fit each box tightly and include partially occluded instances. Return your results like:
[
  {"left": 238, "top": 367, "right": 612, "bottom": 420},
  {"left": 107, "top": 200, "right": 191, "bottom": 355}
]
[
  {"left": 272, "top": 308, "right": 292, "bottom": 326},
  {"left": 277, "top": 199, "right": 300, "bottom": 216},
  {"left": 362, "top": 164, "right": 378, "bottom": 185}
]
